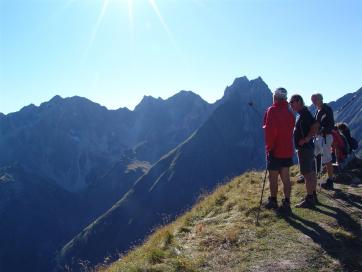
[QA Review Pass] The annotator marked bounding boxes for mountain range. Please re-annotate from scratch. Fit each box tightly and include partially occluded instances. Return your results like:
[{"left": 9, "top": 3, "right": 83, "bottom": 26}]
[
  {"left": 0, "top": 89, "right": 213, "bottom": 271},
  {"left": 0, "top": 76, "right": 360, "bottom": 271},
  {"left": 57, "top": 76, "right": 272, "bottom": 270},
  {"left": 0, "top": 91, "right": 213, "bottom": 192}
]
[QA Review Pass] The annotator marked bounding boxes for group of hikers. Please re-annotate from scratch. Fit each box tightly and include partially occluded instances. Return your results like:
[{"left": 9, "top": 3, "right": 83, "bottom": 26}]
[{"left": 262, "top": 88, "right": 358, "bottom": 212}]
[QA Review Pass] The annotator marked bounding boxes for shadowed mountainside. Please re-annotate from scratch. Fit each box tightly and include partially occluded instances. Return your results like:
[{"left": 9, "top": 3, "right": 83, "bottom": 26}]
[{"left": 57, "top": 76, "right": 273, "bottom": 270}]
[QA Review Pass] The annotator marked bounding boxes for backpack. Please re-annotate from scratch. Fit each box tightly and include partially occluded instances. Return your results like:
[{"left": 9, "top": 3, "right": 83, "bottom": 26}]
[
  {"left": 341, "top": 129, "right": 358, "bottom": 151},
  {"left": 348, "top": 136, "right": 358, "bottom": 150},
  {"left": 331, "top": 130, "right": 350, "bottom": 159},
  {"left": 339, "top": 133, "right": 351, "bottom": 155}
]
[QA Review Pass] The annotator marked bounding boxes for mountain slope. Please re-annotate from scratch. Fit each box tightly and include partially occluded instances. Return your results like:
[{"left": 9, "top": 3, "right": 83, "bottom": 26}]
[
  {"left": 131, "top": 90, "right": 214, "bottom": 162},
  {"left": 78, "top": 158, "right": 151, "bottom": 225},
  {"left": 0, "top": 91, "right": 213, "bottom": 272},
  {"left": 100, "top": 160, "right": 362, "bottom": 272},
  {"left": 0, "top": 164, "right": 83, "bottom": 272},
  {"left": 57, "top": 77, "right": 273, "bottom": 270},
  {"left": 0, "top": 149, "right": 150, "bottom": 272}
]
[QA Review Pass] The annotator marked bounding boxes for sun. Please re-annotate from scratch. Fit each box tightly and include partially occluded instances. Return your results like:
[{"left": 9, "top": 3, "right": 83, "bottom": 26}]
[
  {"left": 68, "top": 0, "right": 177, "bottom": 61},
  {"left": 127, "top": 0, "right": 133, "bottom": 24}
]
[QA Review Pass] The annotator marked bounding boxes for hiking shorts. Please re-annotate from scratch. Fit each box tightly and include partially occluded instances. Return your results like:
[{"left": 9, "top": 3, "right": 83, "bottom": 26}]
[
  {"left": 297, "top": 147, "right": 315, "bottom": 175},
  {"left": 315, "top": 134, "right": 333, "bottom": 164},
  {"left": 267, "top": 155, "right": 293, "bottom": 171}
]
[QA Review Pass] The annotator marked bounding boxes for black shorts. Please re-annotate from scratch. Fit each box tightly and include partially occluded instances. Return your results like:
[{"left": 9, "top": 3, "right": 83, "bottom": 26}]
[
  {"left": 297, "top": 147, "right": 315, "bottom": 175},
  {"left": 267, "top": 155, "right": 293, "bottom": 171}
]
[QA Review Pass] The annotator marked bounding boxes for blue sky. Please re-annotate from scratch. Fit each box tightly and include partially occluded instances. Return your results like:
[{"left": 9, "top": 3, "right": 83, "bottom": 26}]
[{"left": 1, "top": 0, "right": 361, "bottom": 114}]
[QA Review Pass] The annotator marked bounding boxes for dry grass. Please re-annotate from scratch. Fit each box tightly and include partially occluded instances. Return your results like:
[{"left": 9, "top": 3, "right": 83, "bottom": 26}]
[{"left": 98, "top": 166, "right": 362, "bottom": 272}]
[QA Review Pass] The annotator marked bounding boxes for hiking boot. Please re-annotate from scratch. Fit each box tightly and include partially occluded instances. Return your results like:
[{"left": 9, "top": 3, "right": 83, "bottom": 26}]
[
  {"left": 321, "top": 178, "right": 334, "bottom": 190},
  {"left": 313, "top": 192, "right": 319, "bottom": 204},
  {"left": 295, "top": 195, "right": 315, "bottom": 208},
  {"left": 278, "top": 198, "right": 292, "bottom": 214},
  {"left": 264, "top": 197, "right": 278, "bottom": 210}
]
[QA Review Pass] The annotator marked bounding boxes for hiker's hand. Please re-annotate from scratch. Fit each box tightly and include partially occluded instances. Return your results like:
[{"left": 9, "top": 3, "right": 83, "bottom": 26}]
[{"left": 298, "top": 138, "right": 307, "bottom": 146}]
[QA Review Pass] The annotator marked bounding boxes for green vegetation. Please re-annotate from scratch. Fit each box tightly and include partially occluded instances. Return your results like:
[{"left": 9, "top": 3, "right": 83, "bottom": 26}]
[{"left": 98, "top": 166, "right": 362, "bottom": 272}]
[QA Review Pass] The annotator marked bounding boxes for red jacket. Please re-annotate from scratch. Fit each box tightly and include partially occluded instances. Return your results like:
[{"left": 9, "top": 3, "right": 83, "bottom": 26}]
[
  {"left": 263, "top": 100, "right": 295, "bottom": 158},
  {"left": 331, "top": 129, "right": 346, "bottom": 161}
]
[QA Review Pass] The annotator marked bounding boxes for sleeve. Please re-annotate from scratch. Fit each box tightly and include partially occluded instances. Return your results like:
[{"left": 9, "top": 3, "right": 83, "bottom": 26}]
[
  {"left": 290, "top": 110, "right": 296, "bottom": 128},
  {"left": 327, "top": 106, "right": 335, "bottom": 130},
  {"left": 320, "top": 106, "right": 334, "bottom": 134},
  {"left": 304, "top": 111, "right": 318, "bottom": 137},
  {"left": 308, "top": 111, "right": 318, "bottom": 128},
  {"left": 263, "top": 108, "right": 277, "bottom": 153}
]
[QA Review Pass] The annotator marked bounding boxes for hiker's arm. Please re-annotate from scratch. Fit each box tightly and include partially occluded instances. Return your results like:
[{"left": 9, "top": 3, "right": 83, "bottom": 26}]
[
  {"left": 263, "top": 109, "right": 277, "bottom": 154},
  {"left": 298, "top": 121, "right": 319, "bottom": 146},
  {"left": 307, "top": 121, "right": 320, "bottom": 140},
  {"left": 319, "top": 107, "right": 334, "bottom": 134}
]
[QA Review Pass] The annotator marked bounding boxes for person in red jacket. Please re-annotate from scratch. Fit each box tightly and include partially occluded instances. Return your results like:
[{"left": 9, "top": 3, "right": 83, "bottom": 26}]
[
  {"left": 263, "top": 87, "right": 295, "bottom": 212},
  {"left": 331, "top": 128, "right": 347, "bottom": 164}
]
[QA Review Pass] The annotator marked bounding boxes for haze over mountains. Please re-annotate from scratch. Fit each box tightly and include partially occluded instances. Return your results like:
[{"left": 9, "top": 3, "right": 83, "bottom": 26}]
[
  {"left": 0, "top": 91, "right": 213, "bottom": 192},
  {"left": 0, "top": 91, "right": 212, "bottom": 271},
  {"left": 0, "top": 76, "right": 360, "bottom": 271},
  {"left": 57, "top": 76, "right": 272, "bottom": 270}
]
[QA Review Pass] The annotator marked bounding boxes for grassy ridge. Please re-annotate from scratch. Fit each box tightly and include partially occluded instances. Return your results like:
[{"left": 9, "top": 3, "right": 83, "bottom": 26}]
[{"left": 97, "top": 166, "right": 362, "bottom": 272}]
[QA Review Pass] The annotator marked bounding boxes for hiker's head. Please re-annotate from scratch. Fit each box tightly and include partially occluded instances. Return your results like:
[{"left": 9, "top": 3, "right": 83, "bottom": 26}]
[
  {"left": 273, "top": 87, "right": 288, "bottom": 103},
  {"left": 311, "top": 93, "right": 323, "bottom": 108},
  {"left": 289, "top": 94, "right": 304, "bottom": 112},
  {"left": 337, "top": 122, "right": 349, "bottom": 132}
]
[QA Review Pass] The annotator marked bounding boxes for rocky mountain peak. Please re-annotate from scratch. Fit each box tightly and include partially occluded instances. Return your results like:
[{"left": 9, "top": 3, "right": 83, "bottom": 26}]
[
  {"left": 167, "top": 90, "right": 207, "bottom": 106},
  {"left": 220, "top": 76, "right": 272, "bottom": 112},
  {"left": 134, "top": 95, "right": 164, "bottom": 112},
  {"left": 49, "top": 95, "right": 63, "bottom": 103}
]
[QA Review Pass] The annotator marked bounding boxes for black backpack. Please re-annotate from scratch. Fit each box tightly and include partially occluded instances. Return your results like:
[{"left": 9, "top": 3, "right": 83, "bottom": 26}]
[
  {"left": 339, "top": 133, "right": 351, "bottom": 155},
  {"left": 348, "top": 136, "right": 358, "bottom": 150},
  {"left": 341, "top": 129, "right": 358, "bottom": 151}
]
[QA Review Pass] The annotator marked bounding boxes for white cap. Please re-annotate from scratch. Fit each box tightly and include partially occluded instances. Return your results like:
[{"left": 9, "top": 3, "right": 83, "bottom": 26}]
[{"left": 274, "top": 88, "right": 288, "bottom": 100}]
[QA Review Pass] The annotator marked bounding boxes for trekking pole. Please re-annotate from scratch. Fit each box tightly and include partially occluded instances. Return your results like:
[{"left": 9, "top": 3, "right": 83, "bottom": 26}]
[
  {"left": 255, "top": 163, "right": 268, "bottom": 226},
  {"left": 314, "top": 156, "right": 321, "bottom": 192},
  {"left": 318, "top": 154, "right": 323, "bottom": 192},
  {"left": 248, "top": 101, "right": 268, "bottom": 226},
  {"left": 314, "top": 136, "right": 323, "bottom": 192}
]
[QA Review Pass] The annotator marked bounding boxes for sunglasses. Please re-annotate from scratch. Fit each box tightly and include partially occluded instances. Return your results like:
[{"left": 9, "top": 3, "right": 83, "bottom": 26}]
[{"left": 289, "top": 100, "right": 298, "bottom": 104}]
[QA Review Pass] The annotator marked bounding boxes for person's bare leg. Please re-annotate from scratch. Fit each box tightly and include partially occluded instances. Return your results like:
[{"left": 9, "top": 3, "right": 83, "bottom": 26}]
[
  {"left": 268, "top": 170, "right": 279, "bottom": 198},
  {"left": 279, "top": 167, "right": 291, "bottom": 199},
  {"left": 326, "top": 161, "right": 334, "bottom": 178},
  {"left": 296, "top": 171, "right": 317, "bottom": 208},
  {"left": 304, "top": 172, "right": 317, "bottom": 195}
]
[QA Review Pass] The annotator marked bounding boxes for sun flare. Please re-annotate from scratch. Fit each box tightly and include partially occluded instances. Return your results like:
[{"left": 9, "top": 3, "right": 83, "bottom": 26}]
[{"left": 72, "top": 0, "right": 179, "bottom": 61}]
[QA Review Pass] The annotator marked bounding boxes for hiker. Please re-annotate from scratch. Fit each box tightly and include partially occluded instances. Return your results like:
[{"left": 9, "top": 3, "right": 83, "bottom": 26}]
[
  {"left": 336, "top": 122, "right": 358, "bottom": 168},
  {"left": 331, "top": 127, "right": 348, "bottom": 166},
  {"left": 337, "top": 122, "right": 359, "bottom": 153},
  {"left": 311, "top": 93, "right": 335, "bottom": 189},
  {"left": 263, "top": 88, "right": 295, "bottom": 212},
  {"left": 289, "top": 94, "right": 319, "bottom": 208}
]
